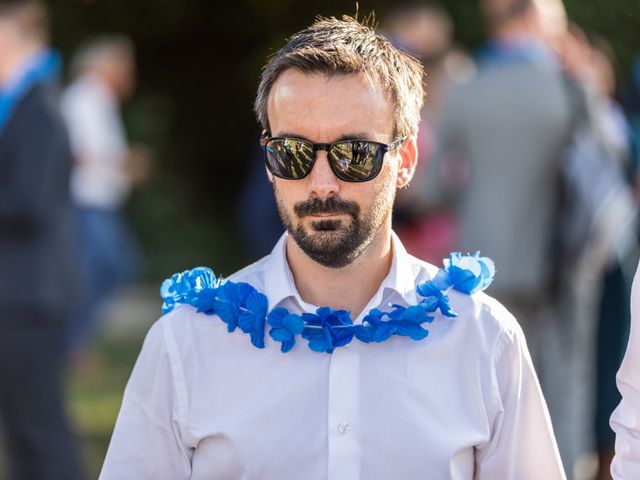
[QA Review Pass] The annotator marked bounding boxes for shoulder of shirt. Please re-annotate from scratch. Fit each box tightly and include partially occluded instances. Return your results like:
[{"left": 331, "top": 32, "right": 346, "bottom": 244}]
[
  {"left": 223, "top": 254, "right": 272, "bottom": 291},
  {"left": 151, "top": 303, "right": 213, "bottom": 357},
  {"left": 404, "top": 252, "right": 520, "bottom": 337},
  {"left": 151, "top": 254, "right": 274, "bottom": 339},
  {"left": 404, "top": 251, "right": 440, "bottom": 282},
  {"left": 454, "top": 288, "right": 524, "bottom": 357}
]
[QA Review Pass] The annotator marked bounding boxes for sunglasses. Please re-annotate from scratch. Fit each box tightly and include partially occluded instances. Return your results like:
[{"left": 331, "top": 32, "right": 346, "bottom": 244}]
[{"left": 261, "top": 135, "right": 406, "bottom": 182}]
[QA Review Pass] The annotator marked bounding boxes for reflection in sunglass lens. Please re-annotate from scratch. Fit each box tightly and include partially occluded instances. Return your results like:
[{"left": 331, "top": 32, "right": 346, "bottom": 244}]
[
  {"left": 329, "top": 141, "right": 382, "bottom": 182},
  {"left": 265, "top": 139, "right": 313, "bottom": 179}
]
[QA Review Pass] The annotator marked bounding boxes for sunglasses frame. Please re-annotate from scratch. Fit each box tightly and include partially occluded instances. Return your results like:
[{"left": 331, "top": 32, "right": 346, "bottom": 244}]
[{"left": 260, "top": 134, "right": 407, "bottom": 183}]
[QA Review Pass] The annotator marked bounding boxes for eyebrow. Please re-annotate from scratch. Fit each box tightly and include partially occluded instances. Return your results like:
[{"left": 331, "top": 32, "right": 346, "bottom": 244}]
[{"left": 273, "top": 132, "right": 376, "bottom": 143}]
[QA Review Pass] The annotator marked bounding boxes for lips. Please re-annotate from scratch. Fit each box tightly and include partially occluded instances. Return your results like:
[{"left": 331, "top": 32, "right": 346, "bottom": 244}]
[{"left": 310, "top": 213, "right": 346, "bottom": 218}]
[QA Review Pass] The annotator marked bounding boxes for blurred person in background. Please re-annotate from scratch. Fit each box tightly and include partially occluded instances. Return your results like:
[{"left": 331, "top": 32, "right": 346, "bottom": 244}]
[
  {"left": 588, "top": 37, "right": 636, "bottom": 480},
  {"left": 562, "top": 25, "right": 637, "bottom": 480},
  {"left": 589, "top": 38, "right": 635, "bottom": 479},
  {"left": 0, "top": 0, "right": 82, "bottom": 478},
  {"left": 423, "top": 0, "right": 583, "bottom": 473},
  {"left": 61, "top": 35, "right": 150, "bottom": 358},
  {"left": 610, "top": 259, "right": 640, "bottom": 479},
  {"left": 381, "top": 2, "right": 476, "bottom": 265},
  {"left": 236, "top": 142, "right": 284, "bottom": 261}
]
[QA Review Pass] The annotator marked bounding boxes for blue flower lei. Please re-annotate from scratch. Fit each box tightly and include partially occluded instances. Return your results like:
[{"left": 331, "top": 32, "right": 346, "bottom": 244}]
[{"left": 160, "top": 252, "right": 495, "bottom": 354}]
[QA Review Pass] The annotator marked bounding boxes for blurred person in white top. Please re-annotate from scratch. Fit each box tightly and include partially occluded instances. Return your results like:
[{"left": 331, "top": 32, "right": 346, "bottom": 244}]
[
  {"left": 61, "top": 35, "right": 149, "bottom": 354},
  {"left": 62, "top": 34, "right": 148, "bottom": 209},
  {"left": 610, "top": 259, "right": 640, "bottom": 479}
]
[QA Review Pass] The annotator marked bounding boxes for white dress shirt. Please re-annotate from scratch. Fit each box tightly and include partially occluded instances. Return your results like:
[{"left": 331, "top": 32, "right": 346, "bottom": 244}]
[
  {"left": 61, "top": 73, "right": 130, "bottom": 210},
  {"left": 610, "top": 260, "right": 640, "bottom": 479},
  {"left": 100, "top": 232, "right": 565, "bottom": 479}
]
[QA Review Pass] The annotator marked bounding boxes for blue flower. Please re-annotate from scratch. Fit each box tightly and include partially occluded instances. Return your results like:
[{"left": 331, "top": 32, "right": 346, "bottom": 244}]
[
  {"left": 303, "top": 324, "right": 335, "bottom": 353},
  {"left": 160, "top": 267, "right": 221, "bottom": 314},
  {"left": 416, "top": 280, "right": 457, "bottom": 317},
  {"left": 267, "top": 308, "right": 305, "bottom": 353},
  {"left": 214, "top": 281, "right": 256, "bottom": 332},
  {"left": 301, "top": 307, "right": 354, "bottom": 353},
  {"left": 355, "top": 308, "right": 385, "bottom": 343},
  {"left": 362, "top": 308, "right": 396, "bottom": 343},
  {"left": 439, "top": 252, "right": 495, "bottom": 295},
  {"left": 237, "top": 290, "right": 268, "bottom": 349},
  {"left": 385, "top": 304, "right": 432, "bottom": 340}
]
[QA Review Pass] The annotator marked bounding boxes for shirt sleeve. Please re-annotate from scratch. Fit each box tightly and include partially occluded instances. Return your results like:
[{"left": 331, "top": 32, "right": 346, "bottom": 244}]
[
  {"left": 475, "top": 325, "right": 566, "bottom": 480},
  {"left": 99, "top": 318, "right": 192, "bottom": 479},
  {"left": 610, "top": 260, "right": 640, "bottom": 479}
]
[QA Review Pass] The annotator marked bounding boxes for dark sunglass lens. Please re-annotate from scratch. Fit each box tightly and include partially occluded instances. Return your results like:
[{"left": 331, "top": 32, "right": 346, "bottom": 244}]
[
  {"left": 329, "top": 141, "right": 383, "bottom": 181},
  {"left": 265, "top": 139, "right": 314, "bottom": 179}
]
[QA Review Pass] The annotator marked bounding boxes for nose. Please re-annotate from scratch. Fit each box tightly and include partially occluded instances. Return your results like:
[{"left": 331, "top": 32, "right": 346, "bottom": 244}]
[{"left": 307, "top": 150, "right": 340, "bottom": 199}]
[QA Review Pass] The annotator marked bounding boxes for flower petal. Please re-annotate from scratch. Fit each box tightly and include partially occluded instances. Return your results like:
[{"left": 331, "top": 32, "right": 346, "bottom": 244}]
[
  {"left": 266, "top": 307, "right": 288, "bottom": 328},
  {"left": 283, "top": 314, "right": 305, "bottom": 335}
]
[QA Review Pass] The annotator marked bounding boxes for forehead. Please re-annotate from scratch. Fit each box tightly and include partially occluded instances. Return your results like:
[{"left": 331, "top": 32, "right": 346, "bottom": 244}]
[{"left": 267, "top": 69, "right": 394, "bottom": 142}]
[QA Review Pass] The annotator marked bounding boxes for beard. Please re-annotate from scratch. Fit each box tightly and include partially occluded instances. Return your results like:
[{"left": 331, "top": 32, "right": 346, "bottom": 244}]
[{"left": 273, "top": 173, "right": 396, "bottom": 269}]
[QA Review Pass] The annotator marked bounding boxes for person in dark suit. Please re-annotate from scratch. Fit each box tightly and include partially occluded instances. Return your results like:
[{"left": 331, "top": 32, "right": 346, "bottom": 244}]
[{"left": 0, "top": 1, "right": 82, "bottom": 478}]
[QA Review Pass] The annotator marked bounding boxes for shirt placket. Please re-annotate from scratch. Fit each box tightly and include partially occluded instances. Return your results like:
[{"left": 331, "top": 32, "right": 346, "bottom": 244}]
[{"left": 326, "top": 345, "right": 360, "bottom": 480}]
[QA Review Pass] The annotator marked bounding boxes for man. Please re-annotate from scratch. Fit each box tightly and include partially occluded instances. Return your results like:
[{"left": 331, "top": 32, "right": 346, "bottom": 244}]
[
  {"left": 61, "top": 35, "right": 147, "bottom": 354},
  {"left": 425, "top": 0, "right": 590, "bottom": 473},
  {"left": 610, "top": 259, "right": 640, "bottom": 479},
  {"left": 100, "top": 16, "right": 564, "bottom": 479},
  {"left": 0, "top": 0, "right": 82, "bottom": 478}
]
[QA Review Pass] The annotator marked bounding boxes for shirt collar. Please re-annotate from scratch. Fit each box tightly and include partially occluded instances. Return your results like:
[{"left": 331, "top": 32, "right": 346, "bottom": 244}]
[
  {"left": 263, "top": 232, "right": 299, "bottom": 312},
  {"left": 262, "top": 230, "right": 419, "bottom": 313}
]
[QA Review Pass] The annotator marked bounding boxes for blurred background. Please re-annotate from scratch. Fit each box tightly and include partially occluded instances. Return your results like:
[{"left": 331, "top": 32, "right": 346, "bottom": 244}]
[{"left": 0, "top": 0, "right": 639, "bottom": 478}]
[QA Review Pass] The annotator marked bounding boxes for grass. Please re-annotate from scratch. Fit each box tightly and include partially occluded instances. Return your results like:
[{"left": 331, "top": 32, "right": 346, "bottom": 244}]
[{"left": 67, "top": 335, "right": 146, "bottom": 479}]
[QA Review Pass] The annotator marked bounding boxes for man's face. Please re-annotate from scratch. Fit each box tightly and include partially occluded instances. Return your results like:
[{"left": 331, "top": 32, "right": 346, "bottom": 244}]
[
  {"left": 267, "top": 69, "right": 407, "bottom": 268},
  {"left": 104, "top": 52, "right": 135, "bottom": 100},
  {"left": 0, "top": 17, "right": 18, "bottom": 73}
]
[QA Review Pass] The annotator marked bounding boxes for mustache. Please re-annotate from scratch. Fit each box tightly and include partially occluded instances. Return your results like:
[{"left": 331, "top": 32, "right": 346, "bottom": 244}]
[{"left": 293, "top": 197, "right": 360, "bottom": 218}]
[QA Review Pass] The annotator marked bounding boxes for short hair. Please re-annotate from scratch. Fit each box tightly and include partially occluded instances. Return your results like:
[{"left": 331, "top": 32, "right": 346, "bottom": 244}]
[
  {"left": 69, "top": 34, "right": 134, "bottom": 78},
  {"left": 254, "top": 15, "right": 425, "bottom": 138},
  {"left": 0, "top": 0, "right": 48, "bottom": 42}
]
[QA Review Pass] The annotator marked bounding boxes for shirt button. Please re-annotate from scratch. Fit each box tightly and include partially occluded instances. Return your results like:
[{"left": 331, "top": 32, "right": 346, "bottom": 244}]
[{"left": 338, "top": 422, "right": 350, "bottom": 434}]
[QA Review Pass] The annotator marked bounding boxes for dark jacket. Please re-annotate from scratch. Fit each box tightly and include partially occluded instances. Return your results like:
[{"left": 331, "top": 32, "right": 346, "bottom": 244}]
[{"left": 0, "top": 82, "right": 80, "bottom": 317}]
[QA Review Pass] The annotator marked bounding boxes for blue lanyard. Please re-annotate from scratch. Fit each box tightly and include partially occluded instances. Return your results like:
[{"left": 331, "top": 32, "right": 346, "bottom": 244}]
[{"left": 0, "top": 49, "right": 61, "bottom": 138}]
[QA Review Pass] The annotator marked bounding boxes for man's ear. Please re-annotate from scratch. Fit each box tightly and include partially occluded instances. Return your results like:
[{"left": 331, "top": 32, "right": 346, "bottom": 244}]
[{"left": 396, "top": 135, "right": 418, "bottom": 189}]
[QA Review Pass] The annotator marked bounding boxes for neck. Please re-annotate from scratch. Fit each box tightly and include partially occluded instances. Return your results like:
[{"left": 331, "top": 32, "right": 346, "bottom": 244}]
[
  {"left": 286, "top": 225, "right": 394, "bottom": 319},
  {"left": 0, "top": 42, "right": 42, "bottom": 86}
]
